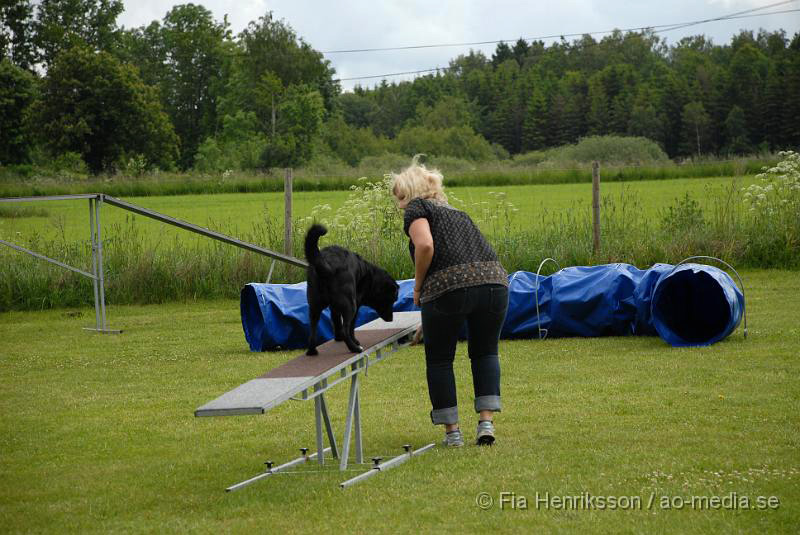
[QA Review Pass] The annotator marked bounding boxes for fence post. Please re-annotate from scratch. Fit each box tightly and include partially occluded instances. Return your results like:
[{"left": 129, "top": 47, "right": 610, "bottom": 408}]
[
  {"left": 592, "top": 161, "right": 601, "bottom": 256},
  {"left": 284, "top": 168, "right": 293, "bottom": 257}
]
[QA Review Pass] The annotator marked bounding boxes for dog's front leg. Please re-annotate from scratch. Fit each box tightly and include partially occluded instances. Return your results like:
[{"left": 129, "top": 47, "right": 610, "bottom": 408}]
[
  {"left": 349, "top": 313, "right": 360, "bottom": 348},
  {"left": 307, "top": 305, "right": 321, "bottom": 356},
  {"left": 332, "top": 310, "right": 344, "bottom": 341}
]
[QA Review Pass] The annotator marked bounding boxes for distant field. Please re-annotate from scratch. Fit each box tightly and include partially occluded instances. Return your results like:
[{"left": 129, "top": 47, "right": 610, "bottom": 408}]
[{"left": 0, "top": 176, "right": 756, "bottom": 247}]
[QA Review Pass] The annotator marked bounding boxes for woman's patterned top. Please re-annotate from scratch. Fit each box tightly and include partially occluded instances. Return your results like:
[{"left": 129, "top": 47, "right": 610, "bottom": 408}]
[{"left": 403, "top": 197, "right": 508, "bottom": 304}]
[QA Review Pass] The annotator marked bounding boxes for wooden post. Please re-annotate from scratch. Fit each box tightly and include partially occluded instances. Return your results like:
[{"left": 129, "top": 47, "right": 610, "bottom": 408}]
[
  {"left": 284, "top": 168, "right": 293, "bottom": 257},
  {"left": 592, "top": 161, "right": 600, "bottom": 256}
]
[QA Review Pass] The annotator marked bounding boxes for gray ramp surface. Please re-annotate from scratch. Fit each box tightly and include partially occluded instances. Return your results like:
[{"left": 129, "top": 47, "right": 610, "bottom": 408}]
[{"left": 195, "top": 312, "right": 420, "bottom": 417}]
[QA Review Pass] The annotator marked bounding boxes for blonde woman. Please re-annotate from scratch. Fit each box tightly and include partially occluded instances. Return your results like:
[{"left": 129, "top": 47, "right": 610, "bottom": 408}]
[{"left": 390, "top": 157, "right": 509, "bottom": 447}]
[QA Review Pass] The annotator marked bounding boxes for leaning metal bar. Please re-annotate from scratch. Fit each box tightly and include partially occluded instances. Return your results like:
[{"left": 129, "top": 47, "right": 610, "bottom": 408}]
[
  {"left": 339, "top": 443, "right": 436, "bottom": 489},
  {"left": 89, "top": 198, "right": 101, "bottom": 331},
  {"left": 101, "top": 195, "right": 308, "bottom": 268},
  {"left": 314, "top": 383, "right": 325, "bottom": 466},
  {"left": 339, "top": 374, "right": 360, "bottom": 470},
  {"left": 266, "top": 259, "right": 277, "bottom": 284},
  {"left": 0, "top": 238, "right": 96, "bottom": 280},
  {"left": 352, "top": 363, "right": 363, "bottom": 465},
  {"left": 318, "top": 393, "right": 340, "bottom": 460},
  {"left": 0, "top": 194, "right": 101, "bottom": 202},
  {"left": 226, "top": 447, "right": 332, "bottom": 492},
  {"left": 668, "top": 256, "right": 748, "bottom": 339},
  {"left": 535, "top": 258, "right": 561, "bottom": 340}
]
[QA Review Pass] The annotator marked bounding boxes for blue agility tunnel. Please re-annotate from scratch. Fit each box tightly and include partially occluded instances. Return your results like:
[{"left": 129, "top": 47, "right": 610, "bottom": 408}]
[{"left": 240, "top": 262, "right": 745, "bottom": 351}]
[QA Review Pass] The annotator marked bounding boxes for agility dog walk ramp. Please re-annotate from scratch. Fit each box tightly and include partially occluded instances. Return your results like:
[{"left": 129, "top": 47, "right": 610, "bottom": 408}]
[{"left": 195, "top": 311, "right": 434, "bottom": 490}]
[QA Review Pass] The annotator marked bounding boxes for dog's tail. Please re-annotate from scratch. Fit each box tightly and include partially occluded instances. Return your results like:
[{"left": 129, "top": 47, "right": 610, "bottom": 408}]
[{"left": 304, "top": 224, "right": 332, "bottom": 276}]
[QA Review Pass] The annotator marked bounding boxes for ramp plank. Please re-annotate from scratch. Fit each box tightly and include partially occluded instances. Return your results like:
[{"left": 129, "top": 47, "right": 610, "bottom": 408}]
[{"left": 195, "top": 312, "right": 420, "bottom": 417}]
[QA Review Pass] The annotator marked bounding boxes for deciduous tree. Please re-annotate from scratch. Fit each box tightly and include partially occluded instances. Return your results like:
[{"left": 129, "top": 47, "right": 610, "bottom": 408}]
[{"left": 36, "top": 45, "right": 178, "bottom": 172}]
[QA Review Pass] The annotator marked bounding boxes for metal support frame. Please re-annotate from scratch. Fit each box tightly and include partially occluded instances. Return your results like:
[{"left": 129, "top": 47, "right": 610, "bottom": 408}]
[
  {"left": 223, "top": 326, "right": 434, "bottom": 490},
  {"left": 0, "top": 193, "right": 307, "bottom": 333},
  {"left": 226, "top": 447, "right": 332, "bottom": 492},
  {"left": 339, "top": 443, "right": 436, "bottom": 489},
  {"left": 84, "top": 196, "right": 119, "bottom": 333}
]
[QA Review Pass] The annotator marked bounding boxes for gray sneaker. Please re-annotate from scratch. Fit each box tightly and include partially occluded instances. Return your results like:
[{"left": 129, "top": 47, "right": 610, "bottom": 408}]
[
  {"left": 442, "top": 429, "right": 464, "bottom": 447},
  {"left": 476, "top": 420, "right": 495, "bottom": 446}
]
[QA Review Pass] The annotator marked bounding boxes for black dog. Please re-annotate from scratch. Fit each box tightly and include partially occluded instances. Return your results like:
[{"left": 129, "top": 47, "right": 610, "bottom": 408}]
[{"left": 304, "top": 224, "right": 399, "bottom": 356}]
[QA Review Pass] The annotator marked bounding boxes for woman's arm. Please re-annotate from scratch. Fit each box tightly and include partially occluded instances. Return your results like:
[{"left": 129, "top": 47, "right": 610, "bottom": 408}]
[{"left": 409, "top": 218, "right": 434, "bottom": 305}]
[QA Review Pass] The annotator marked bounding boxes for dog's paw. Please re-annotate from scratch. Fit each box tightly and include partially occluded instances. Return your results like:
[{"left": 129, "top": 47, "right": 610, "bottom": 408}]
[
  {"left": 346, "top": 343, "right": 364, "bottom": 354},
  {"left": 306, "top": 348, "right": 319, "bottom": 356}
]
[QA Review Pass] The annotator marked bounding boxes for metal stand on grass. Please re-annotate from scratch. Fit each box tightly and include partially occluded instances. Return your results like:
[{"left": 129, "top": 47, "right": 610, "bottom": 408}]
[
  {"left": 1, "top": 193, "right": 306, "bottom": 333},
  {"left": 222, "top": 338, "right": 435, "bottom": 491},
  {"left": 85, "top": 195, "right": 120, "bottom": 333},
  {"left": 0, "top": 194, "right": 120, "bottom": 333}
]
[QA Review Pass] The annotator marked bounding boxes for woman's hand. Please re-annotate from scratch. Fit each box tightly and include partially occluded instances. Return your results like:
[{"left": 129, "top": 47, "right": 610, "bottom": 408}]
[
  {"left": 411, "top": 325, "right": 423, "bottom": 345},
  {"left": 413, "top": 288, "right": 421, "bottom": 306}
]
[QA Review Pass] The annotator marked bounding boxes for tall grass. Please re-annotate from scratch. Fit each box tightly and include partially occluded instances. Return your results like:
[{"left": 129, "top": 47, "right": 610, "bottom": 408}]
[
  {"left": 0, "top": 157, "right": 776, "bottom": 198},
  {"left": 1, "top": 174, "right": 797, "bottom": 312}
]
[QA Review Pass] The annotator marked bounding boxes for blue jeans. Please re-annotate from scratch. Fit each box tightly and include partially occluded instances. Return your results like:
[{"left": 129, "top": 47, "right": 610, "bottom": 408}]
[{"left": 420, "top": 284, "right": 509, "bottom": 425}]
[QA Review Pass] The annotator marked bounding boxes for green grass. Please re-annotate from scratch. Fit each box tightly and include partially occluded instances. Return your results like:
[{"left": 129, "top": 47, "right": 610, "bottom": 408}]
[
  {"left": 0, "top": 176, "right": 758, "bottom": 245},
  {"left": 1, "top": 270, "right": 798, "bottom": 534}
]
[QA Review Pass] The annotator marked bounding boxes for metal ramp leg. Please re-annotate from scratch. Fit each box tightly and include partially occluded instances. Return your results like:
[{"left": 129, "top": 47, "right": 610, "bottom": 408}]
[
  {"left": 318, "top": 390, "right": 339, "bottom": 461},
  {"left": 339, "top": 369, "right": 362, "bottom": 470}
]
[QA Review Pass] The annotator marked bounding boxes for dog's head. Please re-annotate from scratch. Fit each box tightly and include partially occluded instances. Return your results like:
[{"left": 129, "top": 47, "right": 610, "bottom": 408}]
[{"left": 371, "top": 271, "right": 399, "bottom": 322}]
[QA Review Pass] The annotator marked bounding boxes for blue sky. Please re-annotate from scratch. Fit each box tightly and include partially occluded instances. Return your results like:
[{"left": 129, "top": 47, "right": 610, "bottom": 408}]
[{"left": 117, "top": 0, "right": 800, "bottom": 90}]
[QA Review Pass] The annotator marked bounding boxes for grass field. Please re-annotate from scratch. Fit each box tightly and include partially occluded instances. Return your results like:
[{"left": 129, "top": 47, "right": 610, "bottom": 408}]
[
  {"left": 1, "top": 270, "right": 798, "bottom": 534},
  {"left": 0, "top": 175, "right": 757, "bottom": 246}
]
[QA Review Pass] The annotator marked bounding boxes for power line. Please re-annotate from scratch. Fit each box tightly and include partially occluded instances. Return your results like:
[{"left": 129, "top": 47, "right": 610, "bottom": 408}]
[
  {"left": 650, "top": 1, "right": 799, "bottom": 34},
  {"left": 323, "top": 0, "right": 798, "bottom": 54},
  {"left": 333, "top": 5, "right": 800, "bottom": 83}
]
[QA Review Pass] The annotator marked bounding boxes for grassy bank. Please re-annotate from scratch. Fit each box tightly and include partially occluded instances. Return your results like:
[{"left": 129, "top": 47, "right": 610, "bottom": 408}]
[
  {"left": 0, "top": 157, "right": 774, "bottom": 198},
  {"left": 0, "top": 270, "right": 797, "bottom": 534}
]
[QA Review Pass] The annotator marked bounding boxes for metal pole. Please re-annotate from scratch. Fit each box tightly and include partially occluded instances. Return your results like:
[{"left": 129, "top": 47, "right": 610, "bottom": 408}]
[
  {"left": 225, "top": 447, "right": 331, "bottom": 492},
  {"left": 94, "top": 196, "right": 108, "bottom": 331},
  {"left": 89, "top": 198, "right": 101, "bottom": 331},
  {"left": 319, "top": 393, "right": 339, "bottom": 459},
  {"left": 314, "top": 382, "right": 324, "bottom": 466},
  {"left": 339, "top": 443, "right": 436, "bottom": 489},
  {"left": 592, "top": 161, "right": 601, "bottom": 256},
  {"left": 352, "top": 363, "right": 363, "bottom": 464},
  {"left": 339, "top": 374, "right": 360, "bottom": 470}
]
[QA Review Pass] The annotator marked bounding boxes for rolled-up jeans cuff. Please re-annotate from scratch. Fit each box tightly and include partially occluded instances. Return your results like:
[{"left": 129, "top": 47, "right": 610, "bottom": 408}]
[
  {"left": 431, "top": 406, "right": 458, "bottom": 425},
  {"left": 475, "top": 395, "right": 502, "bottom": 412}
]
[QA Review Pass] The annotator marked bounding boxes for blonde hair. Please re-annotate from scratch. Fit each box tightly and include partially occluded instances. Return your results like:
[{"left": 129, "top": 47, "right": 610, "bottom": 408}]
[{"left": 389, "top": 155, "right": 447, "bottom": 206}]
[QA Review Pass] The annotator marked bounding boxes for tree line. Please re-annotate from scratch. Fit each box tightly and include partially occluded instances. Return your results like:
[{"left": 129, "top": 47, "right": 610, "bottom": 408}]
[{"left": 1, "top": 0, "right": 799, "bottom": 174}]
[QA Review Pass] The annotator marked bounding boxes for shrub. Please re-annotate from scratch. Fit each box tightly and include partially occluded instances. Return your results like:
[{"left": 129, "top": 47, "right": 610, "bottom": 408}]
[
  {"left": 511, "top": 150, "right": 549, "bottom": 167},
  {"left": 550, "top": 135, "right": 669, "bottom": 165},
  {"left": 393, "top": 125, "right": 497, "bottom": 161}
]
